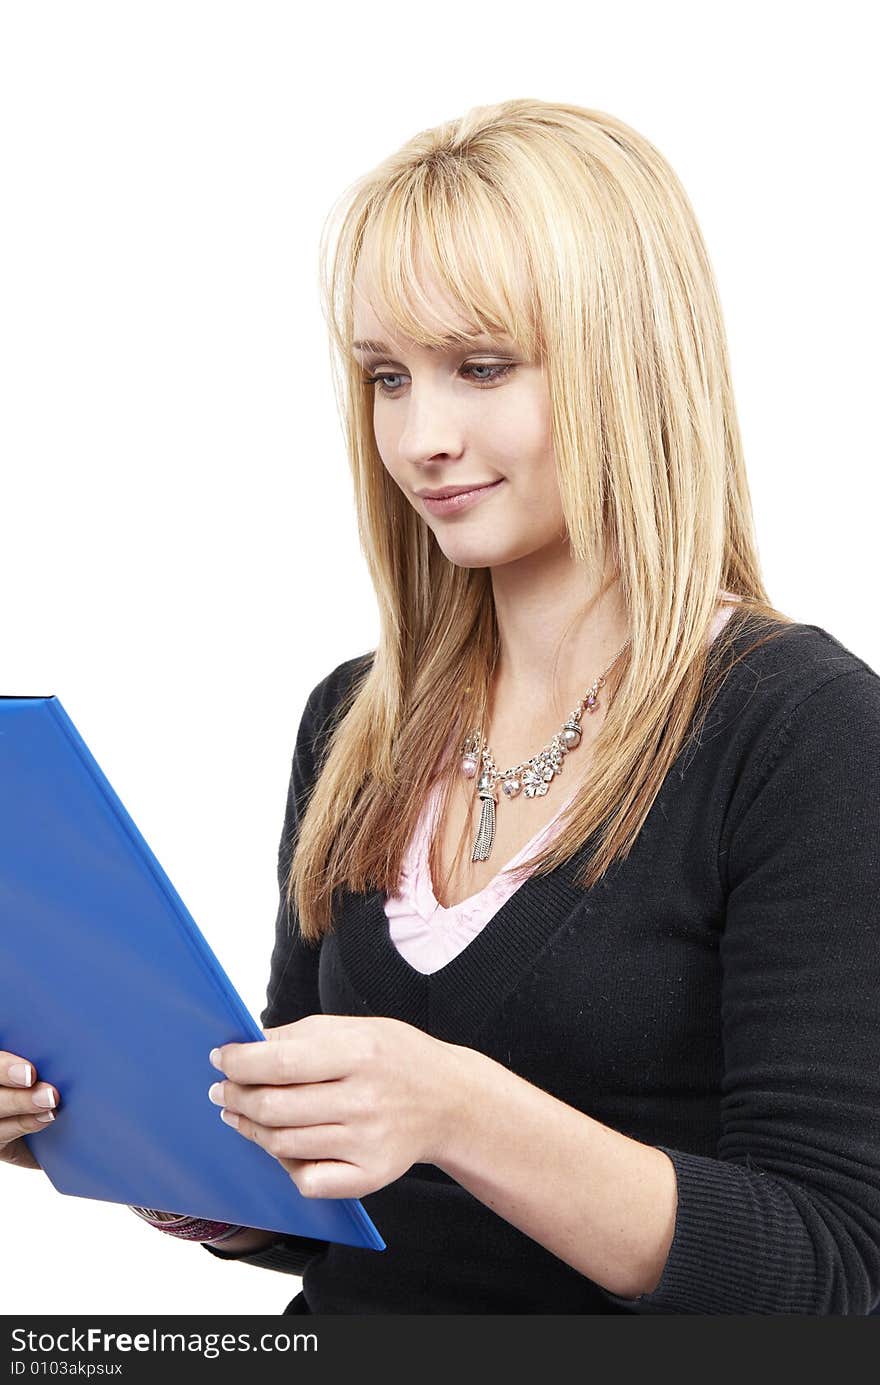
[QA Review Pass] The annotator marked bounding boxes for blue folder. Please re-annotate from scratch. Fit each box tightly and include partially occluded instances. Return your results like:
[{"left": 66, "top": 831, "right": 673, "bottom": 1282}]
[{"left": 0, "top": 693, "right": 385, "bottom": 1254}]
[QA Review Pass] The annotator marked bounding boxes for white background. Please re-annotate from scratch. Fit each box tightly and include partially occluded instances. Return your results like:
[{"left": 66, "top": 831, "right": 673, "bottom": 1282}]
[{"left": 1, "top": 0, "right": 876, "bottom": 1316}]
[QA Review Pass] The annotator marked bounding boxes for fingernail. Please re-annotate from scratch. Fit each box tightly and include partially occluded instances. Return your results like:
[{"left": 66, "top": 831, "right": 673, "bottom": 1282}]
[
  {"left": 208, "top": 1082, "right": 224, "bottom": 1105},
  {"left": 220, "top": 1109, "right": 239, "bottom": 1128},
  {"left": 33, "top": 1087, "right": 56, "bottom": 1109},
  {"left": 36, "top": 1111, "right": 55, "bottom": 1123},
  {"left": 209, "top": 1049, "right": 222, "bottom": 1069},
  {"left": 9, "top": 1063, "right": 33, "bottom": 1087}
]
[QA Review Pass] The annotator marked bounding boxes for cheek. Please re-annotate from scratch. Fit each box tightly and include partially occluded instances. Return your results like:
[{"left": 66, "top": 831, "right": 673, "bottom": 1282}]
[
  {"left": 484, "top": 388, "right": 553, "bottom": 465},
  {"left": 498, "top": 423, "right": 557, "bottom": 495},
  {"left": 370, "top": 423, "right": 398, "bottom": 477},
  {"left": 513, "top": 439, "right": 566, "bottom": 533},
  {"left": 373, "top": 418, "right": 403, "bottom": 476}
]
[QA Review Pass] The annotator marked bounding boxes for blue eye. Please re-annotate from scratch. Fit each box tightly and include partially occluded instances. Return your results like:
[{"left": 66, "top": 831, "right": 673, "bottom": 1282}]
[{"left": 361, "top": 363, "right": 515, "bottom": 396}]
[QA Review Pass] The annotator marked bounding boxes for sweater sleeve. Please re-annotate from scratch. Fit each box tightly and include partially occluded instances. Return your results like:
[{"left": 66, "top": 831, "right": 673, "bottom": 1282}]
[
  {"left": 602, "top": 666, "right": 880, "bottom": 1314},
  {"left": 202, "top": 658, "right": 369, "bottom": 1277}
]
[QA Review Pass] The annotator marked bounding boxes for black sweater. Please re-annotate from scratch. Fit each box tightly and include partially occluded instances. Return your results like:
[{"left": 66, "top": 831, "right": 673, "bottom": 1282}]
[{"left": 205, "top": 612, "right": 880, "bottom": 1313}]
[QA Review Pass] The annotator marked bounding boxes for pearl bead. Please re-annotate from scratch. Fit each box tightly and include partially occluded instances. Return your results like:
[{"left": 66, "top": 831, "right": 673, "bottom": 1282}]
[{"left": 461, "top": 754, "right": 478, "bottom": 778}]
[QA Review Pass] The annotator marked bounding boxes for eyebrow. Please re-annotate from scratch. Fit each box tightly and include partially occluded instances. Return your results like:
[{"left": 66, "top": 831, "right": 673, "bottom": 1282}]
[
  {"left": 351, "top": 339, "right": 394, "bottom": 355},
  {"left": 350, "top": 335, "right": 510, "bottom": 357}
]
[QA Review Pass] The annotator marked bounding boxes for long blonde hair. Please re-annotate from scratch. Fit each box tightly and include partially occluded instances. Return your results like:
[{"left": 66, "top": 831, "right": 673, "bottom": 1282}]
[{"left": 289, "top": 97, "right": 793, "bottom": 943}]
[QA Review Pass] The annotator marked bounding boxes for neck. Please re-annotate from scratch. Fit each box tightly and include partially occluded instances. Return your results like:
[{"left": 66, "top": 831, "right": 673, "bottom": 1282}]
[{"left": 489, "top": 540, "right": 630, "bottom": 725}]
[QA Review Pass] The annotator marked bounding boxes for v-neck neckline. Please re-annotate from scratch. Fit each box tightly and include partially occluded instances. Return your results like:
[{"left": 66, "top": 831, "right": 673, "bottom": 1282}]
[
  {"left": 332, "top": 840, "right": 597, "bottom": 1045},
  {"left": 419, "top": 775, "right": 582, "bottom": 915}
]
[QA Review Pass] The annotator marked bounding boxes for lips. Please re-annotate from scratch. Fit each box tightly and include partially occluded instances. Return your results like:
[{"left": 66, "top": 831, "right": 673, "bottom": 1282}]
[
  {"left": 417, "top": 483, "right": 500, "bottom": 499},
  {"left": 418, "top": 479, "right": 505, "bottom": 515}
]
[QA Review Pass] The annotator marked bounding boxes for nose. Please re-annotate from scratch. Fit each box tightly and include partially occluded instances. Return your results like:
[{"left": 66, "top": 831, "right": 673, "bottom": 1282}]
[{"left": 395, "top": 382, "right": 466, "bottom": 468}]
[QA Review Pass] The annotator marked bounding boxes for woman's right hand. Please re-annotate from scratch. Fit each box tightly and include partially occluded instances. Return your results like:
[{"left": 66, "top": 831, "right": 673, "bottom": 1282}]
[{"left": 0, "top": 1051, "right": 59, "bottom": 1171}]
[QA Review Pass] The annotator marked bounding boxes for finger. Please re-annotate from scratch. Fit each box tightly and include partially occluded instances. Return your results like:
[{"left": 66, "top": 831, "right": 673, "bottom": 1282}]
[
  {"left": 280, "top": 1158, "right": 371, "bottom": 1201},
  {"left": 219, "top": 1110, "right": 351, "bottom": 1162},
  {"left": 209, "top": 1078, "right": 347, "bottom": 1129},
  {"left": 0, "top": 1054, "right": 37, "bottom": 1088},
  {"left": 211, "top": 1019, "right": 359, "bottom": 1086},
  {"left": 0, "top": 1055, "right": 59, "bottom": 1115},
  {"left": 0, "top": 1081, "right": 59, "bottom": 1121},
  {"left": 0, "top": 1109, "right": 56, "bottom": 1145}
]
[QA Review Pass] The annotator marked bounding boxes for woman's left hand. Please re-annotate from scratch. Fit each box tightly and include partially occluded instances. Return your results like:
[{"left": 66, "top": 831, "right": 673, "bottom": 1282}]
[{"left": 207, "top": 1014, "right": 461, "bottom": 1200}]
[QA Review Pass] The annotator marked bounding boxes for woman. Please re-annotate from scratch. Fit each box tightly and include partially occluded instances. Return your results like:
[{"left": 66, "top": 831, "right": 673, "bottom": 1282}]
[{"left": 5, "top": 98, "right": 879, "bottom": 1314}]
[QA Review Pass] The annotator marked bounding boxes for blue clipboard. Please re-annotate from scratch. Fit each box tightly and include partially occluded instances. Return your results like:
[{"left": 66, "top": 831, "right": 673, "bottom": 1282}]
[{"left": 0, "top": 693, "right": 385, "bottom": 1254}]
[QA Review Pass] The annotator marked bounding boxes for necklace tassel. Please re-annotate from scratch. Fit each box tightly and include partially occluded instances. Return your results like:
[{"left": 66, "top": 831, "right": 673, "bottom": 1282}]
[{"left": 471, "top": 786, "right": 497, "bottom": 862}]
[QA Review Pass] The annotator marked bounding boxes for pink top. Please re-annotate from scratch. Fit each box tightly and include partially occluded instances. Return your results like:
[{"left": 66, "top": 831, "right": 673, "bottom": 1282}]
[{"left": 384, "top": 596, "right": 742, "bottom": 974}]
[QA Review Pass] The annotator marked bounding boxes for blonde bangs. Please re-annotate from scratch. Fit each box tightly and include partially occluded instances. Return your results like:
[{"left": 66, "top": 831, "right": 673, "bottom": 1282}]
[{"left": 326, "top": 161, "right": 543, "bottom": 366}]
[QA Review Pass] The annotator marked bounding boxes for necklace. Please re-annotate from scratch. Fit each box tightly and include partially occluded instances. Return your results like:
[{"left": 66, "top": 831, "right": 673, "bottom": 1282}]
[{"left": 460, "top": 638, "right": 632, "bottom": 863}]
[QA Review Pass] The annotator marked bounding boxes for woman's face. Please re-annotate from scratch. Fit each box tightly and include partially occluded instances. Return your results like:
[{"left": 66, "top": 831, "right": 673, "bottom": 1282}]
[{"left": 352, "top": 272, "right": 568, "bottom": 571}]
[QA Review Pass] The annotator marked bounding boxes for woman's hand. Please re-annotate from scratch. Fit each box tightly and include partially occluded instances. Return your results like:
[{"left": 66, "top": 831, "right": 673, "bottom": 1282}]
[
  {"left": 0, "top": 1051, "right": 59, "bottom": 1171},
  {"left": 207, "top": 1015, "right": 460, "bottom": 1200}
]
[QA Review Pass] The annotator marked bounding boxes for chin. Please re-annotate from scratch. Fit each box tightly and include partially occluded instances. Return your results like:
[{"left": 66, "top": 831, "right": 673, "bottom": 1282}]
[
  {"left": 434, "top": 535, "right": 522, "bottom": 570},
  {"left": 437, "top": 549, "right": 495, "bottom": 572}
]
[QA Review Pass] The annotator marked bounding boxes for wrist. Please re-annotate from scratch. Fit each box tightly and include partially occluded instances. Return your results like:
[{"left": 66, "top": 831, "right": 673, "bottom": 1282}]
[{"left": 425, "top": 1040, "right": 494, "bottom": 1170}]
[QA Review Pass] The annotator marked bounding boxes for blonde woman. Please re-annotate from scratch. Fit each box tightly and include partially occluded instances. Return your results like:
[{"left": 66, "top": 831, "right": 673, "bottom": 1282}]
[{"left": 6, "top": 98, "right": 878, "bottom": 1315}]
